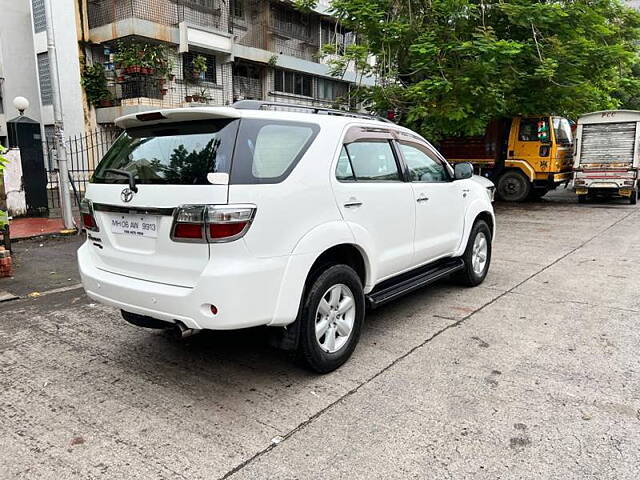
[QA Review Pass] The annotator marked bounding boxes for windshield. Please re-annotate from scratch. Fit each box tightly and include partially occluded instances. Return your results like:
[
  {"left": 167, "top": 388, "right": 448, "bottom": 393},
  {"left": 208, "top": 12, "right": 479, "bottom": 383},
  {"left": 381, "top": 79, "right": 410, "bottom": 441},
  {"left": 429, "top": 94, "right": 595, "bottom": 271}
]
[
  {"left": 92, "top": 119, "right": 239, "bottom": 185},
  {"left": 553, "top": 118, "right": 573, "bottom": 146}
]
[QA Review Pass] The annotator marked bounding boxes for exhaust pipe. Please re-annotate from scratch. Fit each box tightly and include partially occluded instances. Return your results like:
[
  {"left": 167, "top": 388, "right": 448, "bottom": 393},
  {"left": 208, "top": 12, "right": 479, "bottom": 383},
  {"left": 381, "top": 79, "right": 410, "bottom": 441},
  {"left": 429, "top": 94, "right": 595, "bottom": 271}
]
[{"left": 171, "top": 320, "right": 200, "bottom": 339}]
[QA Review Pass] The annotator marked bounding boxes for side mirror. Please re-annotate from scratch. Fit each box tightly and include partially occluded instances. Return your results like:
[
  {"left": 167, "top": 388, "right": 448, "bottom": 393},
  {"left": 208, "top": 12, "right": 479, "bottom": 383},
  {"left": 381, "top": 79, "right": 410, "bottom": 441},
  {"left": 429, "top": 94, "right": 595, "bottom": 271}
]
[{"left": 454, "top": 162, "right": 473, "bottom": 180}]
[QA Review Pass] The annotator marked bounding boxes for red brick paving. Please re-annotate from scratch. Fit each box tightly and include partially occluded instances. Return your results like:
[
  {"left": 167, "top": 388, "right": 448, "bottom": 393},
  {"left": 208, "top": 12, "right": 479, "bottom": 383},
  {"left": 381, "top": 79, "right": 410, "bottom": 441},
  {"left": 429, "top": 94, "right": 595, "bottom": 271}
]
[{"left": 8, "top": 217, "right": 77, "bottom": 240}]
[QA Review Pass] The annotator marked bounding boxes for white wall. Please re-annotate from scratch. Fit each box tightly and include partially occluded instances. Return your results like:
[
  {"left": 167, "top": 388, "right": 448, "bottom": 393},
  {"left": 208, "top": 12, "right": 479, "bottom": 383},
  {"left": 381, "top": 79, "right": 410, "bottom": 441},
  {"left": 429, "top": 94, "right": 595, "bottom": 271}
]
[
  {"left": 2, "top": 149, "right": 27, "bottom": 216},
  {"left": 0, "top": 1, "right": 43, "bottom": 139}
]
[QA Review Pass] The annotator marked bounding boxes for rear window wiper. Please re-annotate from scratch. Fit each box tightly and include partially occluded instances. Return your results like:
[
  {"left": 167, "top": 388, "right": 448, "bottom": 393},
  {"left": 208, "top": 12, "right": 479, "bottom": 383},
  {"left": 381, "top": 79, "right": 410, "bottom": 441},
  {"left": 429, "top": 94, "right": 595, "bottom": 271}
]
[{"left": 104, "top": 168, "right": 138, "bottom": 192}]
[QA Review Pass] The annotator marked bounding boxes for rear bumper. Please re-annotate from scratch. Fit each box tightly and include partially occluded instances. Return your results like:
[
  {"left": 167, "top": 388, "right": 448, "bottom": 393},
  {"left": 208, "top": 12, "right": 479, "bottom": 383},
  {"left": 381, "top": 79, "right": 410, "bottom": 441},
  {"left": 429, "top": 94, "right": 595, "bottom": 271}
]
[
  {"left": 78, "top": 242, "right": 289, "bottom": 330},
  {"left": 573, "top": 170, "right": 637, "bottom": 195}
]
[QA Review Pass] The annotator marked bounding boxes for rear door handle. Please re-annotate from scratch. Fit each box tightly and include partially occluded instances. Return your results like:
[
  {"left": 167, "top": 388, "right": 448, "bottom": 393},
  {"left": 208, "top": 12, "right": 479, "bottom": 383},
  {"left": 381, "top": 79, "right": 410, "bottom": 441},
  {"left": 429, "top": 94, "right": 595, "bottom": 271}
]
[
  {"left": 344, "top": 200, "right": 363, "bottom": 208},
  {"left": 416, "top": 196, "right": 429, "bottom": 203}
]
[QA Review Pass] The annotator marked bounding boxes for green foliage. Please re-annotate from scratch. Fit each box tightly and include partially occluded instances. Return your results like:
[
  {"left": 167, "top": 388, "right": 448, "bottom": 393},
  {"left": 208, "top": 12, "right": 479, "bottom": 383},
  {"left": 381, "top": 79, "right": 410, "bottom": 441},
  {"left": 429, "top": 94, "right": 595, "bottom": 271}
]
[
  {"left": 0, "top": 145, "right": 7, "bottom": 173},
  {"left": 114, "top": 41, "right": 171, "bottom": 74},
  {"left": 81, "top": 63, "right": 112, "bottom": 107},
  {"left": 192, "top": 55, "right": 208, "bottom": 75},
  {"left": 314, "top": 0, "right": 640, "bottom": 139}
]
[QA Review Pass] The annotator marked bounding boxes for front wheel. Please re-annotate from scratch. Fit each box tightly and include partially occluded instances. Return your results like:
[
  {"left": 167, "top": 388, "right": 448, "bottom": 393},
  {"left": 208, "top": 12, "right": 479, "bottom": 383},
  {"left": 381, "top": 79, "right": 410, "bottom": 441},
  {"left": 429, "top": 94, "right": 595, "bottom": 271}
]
[
  {"left": 497, "top": 170, "right": 531, "bottom": 202},
  {"left": 297, "top": 265, "right": 365, "bottom": 373},
  {"left": 456, "top": 220, "right": 492, "bottom": 287},
  {"left": 630, "top": 189, "right": 638, "bottom": 205}
]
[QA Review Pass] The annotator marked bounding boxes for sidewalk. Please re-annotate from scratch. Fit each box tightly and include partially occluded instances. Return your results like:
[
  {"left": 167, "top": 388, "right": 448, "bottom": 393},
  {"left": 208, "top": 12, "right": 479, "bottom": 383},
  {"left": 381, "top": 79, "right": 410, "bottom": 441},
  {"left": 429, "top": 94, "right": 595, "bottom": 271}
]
[{"left": 8, "top": 217, "right": 78, "bottom": 240}]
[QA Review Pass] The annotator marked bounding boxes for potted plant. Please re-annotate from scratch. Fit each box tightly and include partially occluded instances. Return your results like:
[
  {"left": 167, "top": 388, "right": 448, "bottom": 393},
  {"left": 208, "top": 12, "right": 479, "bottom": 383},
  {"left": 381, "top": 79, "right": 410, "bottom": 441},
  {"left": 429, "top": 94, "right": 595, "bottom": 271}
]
[
  {"left": 191, "top": 55, "right": 208, "bottom": 81},
  {"left": 81, "top": 63, "right": 113, "bottom": 108}
]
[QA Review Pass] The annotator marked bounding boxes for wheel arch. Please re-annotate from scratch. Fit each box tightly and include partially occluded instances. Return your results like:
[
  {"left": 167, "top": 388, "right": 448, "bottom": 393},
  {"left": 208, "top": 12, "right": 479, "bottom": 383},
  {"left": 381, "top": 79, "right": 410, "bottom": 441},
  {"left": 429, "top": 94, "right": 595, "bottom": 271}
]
[
  {"left": 269, "top": 220, "right": 372, "bottom": 327},
  {"left": 454, "top": 198, "right": 496, "bottom": 257},
  {"left": 305, "top": 243, "right": 368, "bottom": 288},
  {"left": 503, "top": 161, "right": 536, "bottom": 182}
]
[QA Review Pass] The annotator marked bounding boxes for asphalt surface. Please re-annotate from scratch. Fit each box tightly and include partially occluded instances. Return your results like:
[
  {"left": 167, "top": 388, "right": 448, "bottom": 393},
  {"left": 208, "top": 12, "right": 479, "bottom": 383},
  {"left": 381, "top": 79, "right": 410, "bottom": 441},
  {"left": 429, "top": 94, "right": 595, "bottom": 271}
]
[{"left": 1, "top": 189, "right": 639, "bottom": 479}]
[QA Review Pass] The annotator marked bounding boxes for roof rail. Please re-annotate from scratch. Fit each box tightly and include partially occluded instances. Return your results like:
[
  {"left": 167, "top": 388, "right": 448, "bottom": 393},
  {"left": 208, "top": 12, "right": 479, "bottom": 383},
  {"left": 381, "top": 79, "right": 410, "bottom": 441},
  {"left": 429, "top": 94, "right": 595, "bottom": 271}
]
[{"left": 231, "top": 100, "right": 392, "bottom": 123}]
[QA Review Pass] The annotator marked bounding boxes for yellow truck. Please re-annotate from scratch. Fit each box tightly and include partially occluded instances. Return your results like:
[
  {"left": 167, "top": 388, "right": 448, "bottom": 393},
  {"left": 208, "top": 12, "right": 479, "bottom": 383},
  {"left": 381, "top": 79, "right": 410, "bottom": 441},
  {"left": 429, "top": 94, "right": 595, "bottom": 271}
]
[{"left": 438, "top": 116, "right": 574, "bottom": 201}]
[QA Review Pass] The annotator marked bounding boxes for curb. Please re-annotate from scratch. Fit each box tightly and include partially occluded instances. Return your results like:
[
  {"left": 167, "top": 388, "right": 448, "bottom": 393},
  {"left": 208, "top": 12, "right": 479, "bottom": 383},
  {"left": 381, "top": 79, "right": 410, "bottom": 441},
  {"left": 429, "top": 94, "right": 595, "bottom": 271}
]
[{"left": 10, "top": 229, "right": 79, "bottom": 243}]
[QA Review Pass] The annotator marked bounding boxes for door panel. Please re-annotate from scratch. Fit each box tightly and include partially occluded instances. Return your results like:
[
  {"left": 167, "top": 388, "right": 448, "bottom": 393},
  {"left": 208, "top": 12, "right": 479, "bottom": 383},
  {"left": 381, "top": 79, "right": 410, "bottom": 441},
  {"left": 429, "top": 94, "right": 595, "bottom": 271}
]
[
  {"left": 510, "top": 117, "right": 549, "bottom": 173},
  {"left": 398, "top": 141, "right": 465, "bottom": 263},
  {"left": 333, "top": 143, "right": 415, "bottom": 280}
]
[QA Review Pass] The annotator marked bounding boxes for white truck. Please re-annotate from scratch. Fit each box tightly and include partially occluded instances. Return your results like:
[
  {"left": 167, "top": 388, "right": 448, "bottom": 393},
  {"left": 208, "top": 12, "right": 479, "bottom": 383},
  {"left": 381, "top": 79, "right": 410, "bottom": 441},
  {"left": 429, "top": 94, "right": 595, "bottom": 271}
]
[{"left": 573, "top": 110, "right": 640, "bottom": 204}]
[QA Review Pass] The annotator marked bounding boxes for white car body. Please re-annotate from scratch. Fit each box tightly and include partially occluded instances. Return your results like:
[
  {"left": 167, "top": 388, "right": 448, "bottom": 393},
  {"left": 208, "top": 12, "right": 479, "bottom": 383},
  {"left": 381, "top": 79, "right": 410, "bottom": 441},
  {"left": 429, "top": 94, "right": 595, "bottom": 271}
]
[{"left": 78, "top": 105, "right": 495, "bottom": 336}]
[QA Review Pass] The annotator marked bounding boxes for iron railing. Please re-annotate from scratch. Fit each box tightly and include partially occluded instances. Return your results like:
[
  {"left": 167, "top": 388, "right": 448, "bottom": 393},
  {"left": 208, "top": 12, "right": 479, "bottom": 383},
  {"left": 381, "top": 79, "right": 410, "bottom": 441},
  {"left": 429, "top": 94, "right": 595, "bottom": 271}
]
[
  {"left": 44, "top": 127, "right": 121, "bottom": 211},
  {"left": 88, "top": 0, "right": 230, "bottom": 32}
]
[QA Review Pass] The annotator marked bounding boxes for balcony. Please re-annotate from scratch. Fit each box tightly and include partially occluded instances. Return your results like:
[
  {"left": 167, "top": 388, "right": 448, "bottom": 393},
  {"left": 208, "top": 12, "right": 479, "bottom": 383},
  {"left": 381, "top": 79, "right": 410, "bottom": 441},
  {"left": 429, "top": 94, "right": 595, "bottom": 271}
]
[
  {"left": 87, "top": 0, "right": 230, "bottom": 43},
  {"left": 95, "top": 72, "right": 227, "bottom": 124}
]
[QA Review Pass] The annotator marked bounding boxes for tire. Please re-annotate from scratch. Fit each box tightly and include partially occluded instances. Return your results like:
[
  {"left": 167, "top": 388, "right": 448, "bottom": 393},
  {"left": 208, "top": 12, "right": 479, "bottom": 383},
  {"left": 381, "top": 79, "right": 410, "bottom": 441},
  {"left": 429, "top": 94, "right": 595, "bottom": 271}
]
[
  {"left": 497, "top": 170, "right": 531, "bottom": 202},
  {"left": 297, "top": 264, "right": 365, "bottom": 373},
  {"left": 630, "top": 189, "right": 637, "bottom": 205},
  {"left": 577, "top": 194, "right": 588, "bottom": 204},
  {"left": 456, "top": 220, "right": 492, "bottom": 287}
]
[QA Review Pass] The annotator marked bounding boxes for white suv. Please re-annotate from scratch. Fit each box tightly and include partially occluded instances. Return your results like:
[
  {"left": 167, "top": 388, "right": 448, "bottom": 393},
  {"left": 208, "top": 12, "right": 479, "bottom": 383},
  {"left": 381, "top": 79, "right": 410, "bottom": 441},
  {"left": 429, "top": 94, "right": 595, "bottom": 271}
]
[{"left": 78, "top": 101, "right": 495, "bottom": 373}]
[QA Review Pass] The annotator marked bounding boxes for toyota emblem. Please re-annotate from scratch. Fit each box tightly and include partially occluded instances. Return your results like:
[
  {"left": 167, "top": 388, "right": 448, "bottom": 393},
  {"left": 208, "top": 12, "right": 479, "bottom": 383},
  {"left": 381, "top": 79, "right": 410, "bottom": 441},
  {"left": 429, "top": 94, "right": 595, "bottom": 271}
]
[{"left": 121, "top": 188, "right": 134, "bottom": 203}]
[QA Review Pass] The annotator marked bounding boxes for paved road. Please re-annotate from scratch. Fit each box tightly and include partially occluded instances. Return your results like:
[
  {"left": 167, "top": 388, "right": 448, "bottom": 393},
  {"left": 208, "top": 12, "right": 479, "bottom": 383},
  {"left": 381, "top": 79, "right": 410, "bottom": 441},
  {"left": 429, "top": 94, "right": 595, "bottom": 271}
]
[{"left": 1, "top": 190, "right": 639, "bottom": 479}]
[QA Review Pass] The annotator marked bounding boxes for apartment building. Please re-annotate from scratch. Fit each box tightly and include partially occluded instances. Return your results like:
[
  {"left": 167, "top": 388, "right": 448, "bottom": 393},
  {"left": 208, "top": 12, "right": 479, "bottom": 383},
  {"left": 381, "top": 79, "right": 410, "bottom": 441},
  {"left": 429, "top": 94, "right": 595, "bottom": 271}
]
[
  {"left": 0, "top": 0, "right": 86, "bottom": 144},
  {"left": 3, "top": 0, "right": 372, "bottom": 144},
  {"left": 82, "top": 0, "right": 373, "bottom": 126}
]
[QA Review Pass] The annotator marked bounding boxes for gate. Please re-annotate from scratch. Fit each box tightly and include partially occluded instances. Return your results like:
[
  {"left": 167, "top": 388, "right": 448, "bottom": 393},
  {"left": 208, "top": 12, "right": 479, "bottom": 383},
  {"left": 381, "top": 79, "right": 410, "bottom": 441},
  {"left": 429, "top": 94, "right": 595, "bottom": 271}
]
[
  {"left": 8, "top": 116, "right": 49, "bottom": 215},
  {"left": 44, "top": 127, "right": 121, "bottom": 212}
]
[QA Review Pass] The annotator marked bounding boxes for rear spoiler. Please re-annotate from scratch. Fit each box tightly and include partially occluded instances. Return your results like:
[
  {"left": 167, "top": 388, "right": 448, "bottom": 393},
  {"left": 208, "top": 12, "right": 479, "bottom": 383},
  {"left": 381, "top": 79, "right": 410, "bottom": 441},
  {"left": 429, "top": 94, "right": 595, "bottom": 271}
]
[{"left": 115, "top": 107, "right": 242, "bottom": 129}]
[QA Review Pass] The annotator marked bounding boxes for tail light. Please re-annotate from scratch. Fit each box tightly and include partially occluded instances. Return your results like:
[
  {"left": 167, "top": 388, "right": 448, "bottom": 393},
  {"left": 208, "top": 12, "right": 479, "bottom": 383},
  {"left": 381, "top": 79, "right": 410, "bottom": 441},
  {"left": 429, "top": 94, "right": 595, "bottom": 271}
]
[
  {"left": 171, "top": 205, "right": 256, "bottom": 243},
  {"left": 80, "top": 198, "right": 99, "bottom": 232}
]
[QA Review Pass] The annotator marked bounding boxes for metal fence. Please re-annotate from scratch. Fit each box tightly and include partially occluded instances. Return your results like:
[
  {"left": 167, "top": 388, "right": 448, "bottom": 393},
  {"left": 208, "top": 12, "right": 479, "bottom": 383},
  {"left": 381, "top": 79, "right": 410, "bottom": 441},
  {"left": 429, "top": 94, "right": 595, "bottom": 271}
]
[
  {"left": 88, "top": 0, "right": 231, "bottom": 32},
  {"left": 44, "top": 127, "right": 121, "bottom": 212}
]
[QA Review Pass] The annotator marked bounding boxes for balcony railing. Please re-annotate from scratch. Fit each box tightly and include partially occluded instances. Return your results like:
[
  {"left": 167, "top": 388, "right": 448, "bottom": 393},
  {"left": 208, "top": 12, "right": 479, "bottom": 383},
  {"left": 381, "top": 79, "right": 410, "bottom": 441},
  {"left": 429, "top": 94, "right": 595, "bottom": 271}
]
[
  {"left": 99, "top": 75, "right": 226, "bottom": 109},
  {"left": 88, "top": 0, "right": 229, "bottom": 32}
]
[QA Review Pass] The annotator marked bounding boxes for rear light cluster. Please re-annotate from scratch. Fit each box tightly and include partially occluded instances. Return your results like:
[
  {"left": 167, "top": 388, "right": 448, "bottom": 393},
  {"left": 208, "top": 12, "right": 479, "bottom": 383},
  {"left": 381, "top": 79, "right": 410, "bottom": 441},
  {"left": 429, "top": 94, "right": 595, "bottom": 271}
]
[
  {"left": 80, "top": 198, "right": 99, "bottom": 232},
  {"left": 171, "top": 205, "right": 256, "bottom": 243}
]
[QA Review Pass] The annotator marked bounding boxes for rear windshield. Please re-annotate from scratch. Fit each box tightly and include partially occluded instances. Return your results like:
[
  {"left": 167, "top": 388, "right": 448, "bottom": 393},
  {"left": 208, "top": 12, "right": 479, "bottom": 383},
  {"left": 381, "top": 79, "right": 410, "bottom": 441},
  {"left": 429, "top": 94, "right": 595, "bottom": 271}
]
[
  {"left": 92, "top": 118, "right": 319, "bottom": 185},
  {"left": 93, "top": 119, "right": 239, "bottom": 185}
]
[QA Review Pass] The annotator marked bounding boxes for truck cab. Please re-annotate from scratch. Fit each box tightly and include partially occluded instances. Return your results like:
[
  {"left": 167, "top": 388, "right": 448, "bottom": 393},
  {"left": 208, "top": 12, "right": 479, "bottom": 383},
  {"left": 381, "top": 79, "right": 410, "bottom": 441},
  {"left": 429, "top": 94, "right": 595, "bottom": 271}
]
[
  {"left": 573, "top": 110, "right": 640, "bottom": 204},
  {"left": 438, "top": 116, "right": 574, "bottom": 201}
]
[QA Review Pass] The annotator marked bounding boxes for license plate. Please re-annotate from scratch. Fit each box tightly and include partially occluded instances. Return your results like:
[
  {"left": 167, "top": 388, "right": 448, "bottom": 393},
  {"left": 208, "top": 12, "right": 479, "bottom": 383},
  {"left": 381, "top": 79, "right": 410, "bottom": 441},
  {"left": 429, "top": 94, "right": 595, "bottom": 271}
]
[{"left": 111, "top": 214, "right": 159, "bottom": 238}]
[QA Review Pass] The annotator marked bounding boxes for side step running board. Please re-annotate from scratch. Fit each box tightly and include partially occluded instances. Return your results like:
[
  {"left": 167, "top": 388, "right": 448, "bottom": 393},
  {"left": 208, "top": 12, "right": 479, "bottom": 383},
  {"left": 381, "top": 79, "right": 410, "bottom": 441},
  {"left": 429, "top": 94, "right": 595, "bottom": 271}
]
[{"left": 366, "top": 258, "right": 465, "bottom": 309}]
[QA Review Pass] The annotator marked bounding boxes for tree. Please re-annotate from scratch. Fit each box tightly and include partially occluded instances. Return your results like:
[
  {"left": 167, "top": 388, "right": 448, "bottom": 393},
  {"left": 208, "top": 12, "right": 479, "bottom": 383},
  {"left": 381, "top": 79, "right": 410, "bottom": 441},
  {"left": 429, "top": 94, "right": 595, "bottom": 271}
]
[{"left": 303, "top": 0, "right": 640, "bottom": 139}]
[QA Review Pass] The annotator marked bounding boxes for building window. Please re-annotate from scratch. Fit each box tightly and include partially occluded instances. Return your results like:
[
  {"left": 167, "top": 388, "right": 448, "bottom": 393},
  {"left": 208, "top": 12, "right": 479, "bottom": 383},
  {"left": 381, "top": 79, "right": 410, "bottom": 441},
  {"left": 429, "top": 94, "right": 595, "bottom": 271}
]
[
  {"left": 31, "top": 0, "right": 47, "bottom": 33},
  {"left": 233, "top": 0, "right": 245, "bottom": 19},
  {"left": 271, "top": 5, "right": 311, "bottom": 41},
  {"left": 321, "top": 21, "right": 355, "bottom": 55},
  {"left": 274, "top": 69, "right": 312, "bottom": 97},
  {"left": 317, "top": 78, "right": 348, "bottom": 101},
  {"left": 183, "top": 52, "right": 217, "bottom": 83},
  {"left": 37, "top": 53, "right": 53, "bottom": 105}
]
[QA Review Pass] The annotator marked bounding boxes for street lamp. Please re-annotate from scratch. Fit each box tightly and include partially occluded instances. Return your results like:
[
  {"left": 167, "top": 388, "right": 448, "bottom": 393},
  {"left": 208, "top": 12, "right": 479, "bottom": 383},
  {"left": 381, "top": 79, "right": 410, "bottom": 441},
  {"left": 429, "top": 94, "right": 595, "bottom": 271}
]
[{"left": 13, "top": 97, "right": 29, "bottom": 116}]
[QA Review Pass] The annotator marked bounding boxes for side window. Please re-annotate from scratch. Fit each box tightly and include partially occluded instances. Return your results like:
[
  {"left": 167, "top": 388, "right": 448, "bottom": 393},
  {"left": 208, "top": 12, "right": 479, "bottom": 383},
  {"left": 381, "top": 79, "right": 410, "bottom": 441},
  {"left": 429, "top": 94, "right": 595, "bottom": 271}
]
[
  {"left": 252, "top": 124, "right": 313, "bottom": 178},
  {"left": 231, "top": 119, "right": 320, "bottom": 184},
  {"left": 344, "top": 141, "right": 401, "bottom": 181},
  {"left": 336, "top": 146, "right": 355, "bottom": 181},
  {"left": 518, "top": 118, "right": 543, "bottom": 142},
  {"left": 399, "top": 142, "right": 449, "bottom": 182}
]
